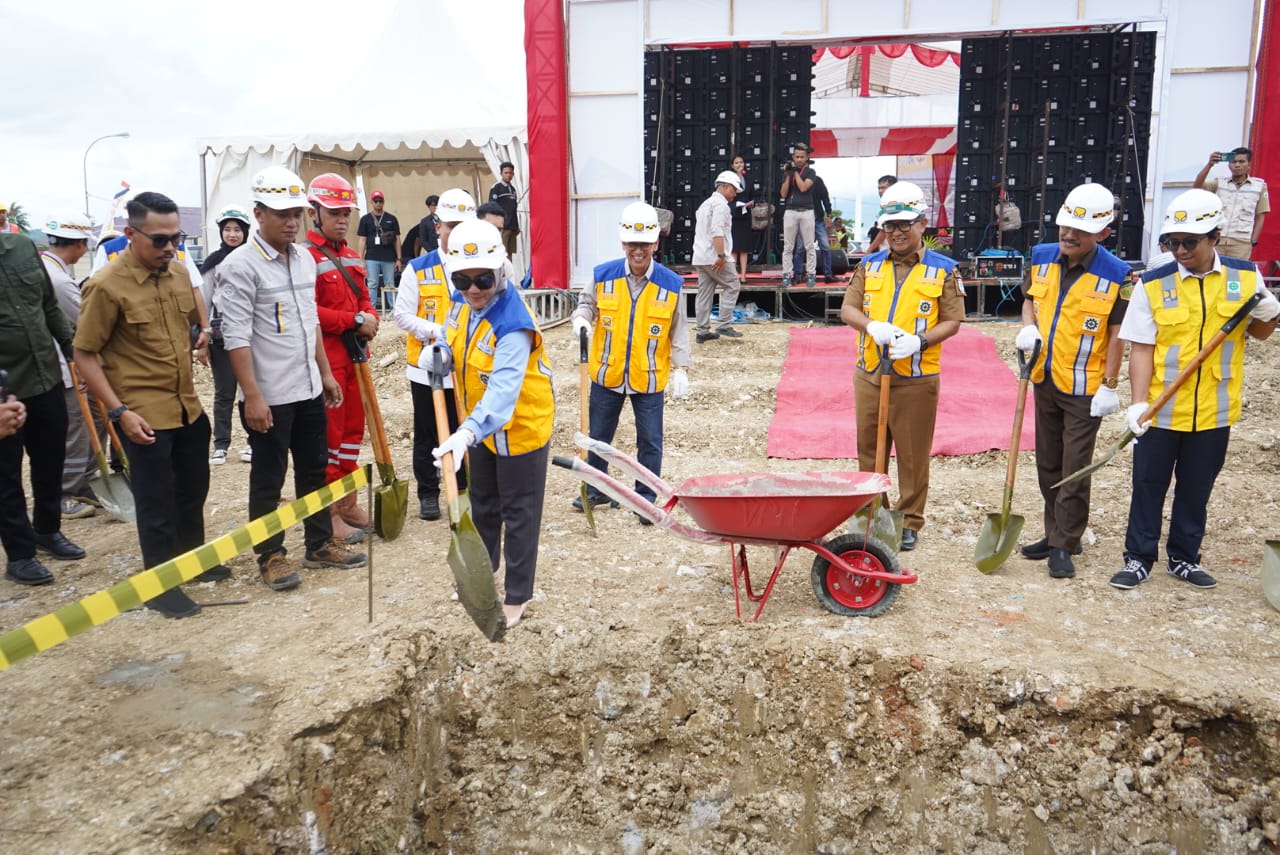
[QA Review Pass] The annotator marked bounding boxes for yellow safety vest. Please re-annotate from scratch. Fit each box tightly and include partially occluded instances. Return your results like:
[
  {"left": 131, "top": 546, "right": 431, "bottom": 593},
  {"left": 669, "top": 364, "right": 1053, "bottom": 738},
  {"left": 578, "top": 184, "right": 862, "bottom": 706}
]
[
  {"left": 446, "top": 289, "right": 555, "bottom": 456},
  {"left": 589, "top": 263, "right": 681, "bottom": 393},
  {"left": 1142, "top": 260, "right": 1256, "bottom": 431},
  {"left": 1026, "top": 244, "right": 1130, "bottom": 396},
  {"left": 404, "top": 252, "right": 451, "bottom": 368},
  {"left": 858, "top": 250, "right": 955, "bottom": 376}
]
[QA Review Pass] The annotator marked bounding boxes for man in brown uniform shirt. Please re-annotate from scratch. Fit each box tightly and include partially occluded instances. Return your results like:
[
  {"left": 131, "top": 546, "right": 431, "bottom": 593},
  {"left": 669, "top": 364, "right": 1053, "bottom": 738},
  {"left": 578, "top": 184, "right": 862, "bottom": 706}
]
[
  {"left": 839, "top": 181, "right": 964, "bottom": 551},
  {"left": 74, "top": 192, "right": 224, "bottom": 619}
]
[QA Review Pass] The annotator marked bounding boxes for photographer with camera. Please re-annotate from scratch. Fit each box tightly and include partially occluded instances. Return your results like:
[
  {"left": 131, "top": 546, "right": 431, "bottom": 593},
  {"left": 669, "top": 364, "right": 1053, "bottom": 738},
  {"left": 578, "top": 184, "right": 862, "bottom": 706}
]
[
  {"left": 1194, "top": 147, "right": 1269, "bottom": 260},
  {"left": 779, "top": 142, "right": 818, "bottom": 288}
]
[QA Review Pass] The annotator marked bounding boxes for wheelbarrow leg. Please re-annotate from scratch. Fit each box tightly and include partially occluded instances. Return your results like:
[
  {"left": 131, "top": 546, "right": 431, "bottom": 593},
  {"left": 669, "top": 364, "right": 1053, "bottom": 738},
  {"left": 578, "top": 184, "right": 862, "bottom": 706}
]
[{"left": 730, "top": 543, "right": 793, "bottom": 623}]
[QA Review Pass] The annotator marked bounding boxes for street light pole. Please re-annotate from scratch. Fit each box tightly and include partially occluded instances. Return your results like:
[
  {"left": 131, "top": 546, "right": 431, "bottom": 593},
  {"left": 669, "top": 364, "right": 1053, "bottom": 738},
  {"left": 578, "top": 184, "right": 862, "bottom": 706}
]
[{"left": 82, "top": 132, "right": 130, "bottom": 219}]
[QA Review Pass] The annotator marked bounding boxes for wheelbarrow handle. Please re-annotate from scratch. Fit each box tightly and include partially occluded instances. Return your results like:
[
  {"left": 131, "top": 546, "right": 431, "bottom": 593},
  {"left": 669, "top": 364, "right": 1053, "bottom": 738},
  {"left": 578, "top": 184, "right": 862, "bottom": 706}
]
[{"left": 573, "top": 432, "right": 675, "bottom": 505}]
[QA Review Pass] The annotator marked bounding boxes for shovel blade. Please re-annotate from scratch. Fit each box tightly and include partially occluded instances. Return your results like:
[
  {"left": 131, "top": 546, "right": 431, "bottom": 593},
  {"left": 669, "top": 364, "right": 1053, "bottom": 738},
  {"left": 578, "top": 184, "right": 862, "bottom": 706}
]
[
  {"left": 580, "top": 483, "right": 598, "bottom": 537},
  {"left": 94, "top": 461, "right": 136, "bottom": 523},
  {"left": 974, "top": 512, "right": 1025, "bottom": 574},
  {"left": 1264, "top": 540, "right": 1280, "bottom": 613},
  {"left": 446, "top": 496, "right": 506, "bottom": 642},
  {"left": 373, "top": 479, "right": 409, "bottom": 541},
  {"left": 851, "top": 503, "right": 904, "bottom": 552}
]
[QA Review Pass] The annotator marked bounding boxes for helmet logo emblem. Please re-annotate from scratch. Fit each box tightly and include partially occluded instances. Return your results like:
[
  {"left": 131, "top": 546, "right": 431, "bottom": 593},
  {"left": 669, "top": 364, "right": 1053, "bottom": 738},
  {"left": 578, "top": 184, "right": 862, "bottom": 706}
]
[
  {"left": 1073, "top": 206, "right": 1086, "bottom": 218},
  {"left": 463, "top": 242, "right": 478, "bottom": 256},
  {"left": 1174, "top": 210, "right": 1188, "bottom": 223}
]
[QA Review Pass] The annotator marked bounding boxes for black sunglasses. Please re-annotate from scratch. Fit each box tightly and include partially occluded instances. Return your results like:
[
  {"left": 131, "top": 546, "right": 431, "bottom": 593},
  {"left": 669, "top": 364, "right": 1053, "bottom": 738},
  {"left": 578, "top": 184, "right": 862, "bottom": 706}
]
[
  {"left": 132, "top": 228, "right": 185, "bottom": 250},
  {"left": 1159, "top": 235, "right": 1210, "bottom": 252},
  {"left": 452, "top": 271, "right": 497, "bottom": 291}
]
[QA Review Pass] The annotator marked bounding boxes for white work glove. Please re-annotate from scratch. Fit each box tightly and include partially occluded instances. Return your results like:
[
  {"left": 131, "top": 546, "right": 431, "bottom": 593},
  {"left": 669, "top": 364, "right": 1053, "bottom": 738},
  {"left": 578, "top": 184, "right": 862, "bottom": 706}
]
[
  {"left": 572, "top": 315, "right": 592, "bottom": 341},
  {"left": 1090, "top": 386, "right": 1120, "bottom": 418},
  {"left": 1014, "top": 324, "right": 1042, "bottom": 352},
  {"left": 888, "top": 332, "right": 922, "bottom": 361},
  {"left": 432, "top": 427, "right": 475, "bottom": 473},
  {"left": 1126, "top": 403, "right": 1150, "bottom": 437},
  {"left": 864, "top": 320, "right": 900, "bottom": 347},
  {"left": 1250, "top": 288, "right": 1280, "bottom": 322},
  {"left": 669, "top": 369, "right": 690, "bottom": 399},
  {"left": 416, "top": 321, "right": 444, "bottom": 343}
]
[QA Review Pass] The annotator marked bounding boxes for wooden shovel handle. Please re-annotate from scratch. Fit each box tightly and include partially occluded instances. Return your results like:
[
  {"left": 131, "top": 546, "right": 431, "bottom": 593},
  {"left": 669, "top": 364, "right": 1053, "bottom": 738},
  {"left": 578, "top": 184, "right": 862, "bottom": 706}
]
[
  {"left": 1003, "top": 340, "right": 1041, "bottom": 495},
  {"left": 353, "top": 361, "right": 391, "bottom": 466},
  {"left": 68, "top": 365, "right": 107, "bottom": 458},
  {"left": 874, "top": 344, "right": 892, "bottom": 476},
  {"left": 94, "top": 395, "right": 129, "bottom": 469},
  {"left": 579, "top": 328, "right": 590, "bottom": 461},
  {"left": 431, "top": 349, "right": 460, "bottom": 509}
]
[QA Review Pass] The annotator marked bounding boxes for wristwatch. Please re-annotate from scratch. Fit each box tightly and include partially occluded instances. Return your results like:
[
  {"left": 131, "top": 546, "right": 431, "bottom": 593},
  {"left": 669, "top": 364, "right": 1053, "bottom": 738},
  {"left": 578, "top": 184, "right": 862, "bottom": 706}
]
[
  {"left": 354, "top": 312, "right": 366, "bottom": 328},
  {"left": 1102, "top": 377, "right": 1119, "bottom": 390},
  {"left": 917, "top": 334, "right": 929, "bottom": 351},
  {"left": 717, "top": 253, "right": 728, "bottom": 259},
  {"left": 108, "top": 404, "right": 129, "bottom": 422},
  {"left": 200, "top": 326, "right": 213, "bottom": 334}
]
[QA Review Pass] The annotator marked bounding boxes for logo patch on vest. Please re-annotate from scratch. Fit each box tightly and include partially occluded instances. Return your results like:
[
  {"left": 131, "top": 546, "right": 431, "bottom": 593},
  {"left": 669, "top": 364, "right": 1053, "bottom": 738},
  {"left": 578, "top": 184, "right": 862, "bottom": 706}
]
[
  {"left": 1083, "top": 317, "right": 1100, "bottom": 333},
  {"left": 602, "top": 316, "right": 614, "bottom": 329},
  {"left": 918, "top": 300, "right": 932, "bottom": 314},
  {"left": 478, "top": 340, "right": 495, "bottom": 356},
  {"left": 479, "top": 372, "right": 491, "bottom": 386},
  {"left": 1227, "top": 278, "right": 1242, "bottom": 299},
  {"left": 649, "top": 323, "right": 662, "bottom": 336}
]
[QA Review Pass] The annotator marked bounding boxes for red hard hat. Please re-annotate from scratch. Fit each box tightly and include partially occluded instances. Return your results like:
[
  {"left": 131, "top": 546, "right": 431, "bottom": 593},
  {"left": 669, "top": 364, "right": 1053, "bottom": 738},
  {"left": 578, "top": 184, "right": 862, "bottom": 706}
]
[{"left": 307, "top": 173, "right": 357, "bottom": 209}]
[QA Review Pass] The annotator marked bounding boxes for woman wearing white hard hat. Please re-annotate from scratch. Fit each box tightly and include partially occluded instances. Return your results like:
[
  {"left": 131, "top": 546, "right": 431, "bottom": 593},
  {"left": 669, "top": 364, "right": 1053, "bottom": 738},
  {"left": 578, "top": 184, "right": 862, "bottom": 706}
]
[
  {"left": 1111, "top": 188, "right": 1280, "bottom": 592},
  {"left": 1013, "top": 182, "right": 1131, "bottom": 580},
  {"left": 435, "top": 218, "right": 554, "bottom": 629}
]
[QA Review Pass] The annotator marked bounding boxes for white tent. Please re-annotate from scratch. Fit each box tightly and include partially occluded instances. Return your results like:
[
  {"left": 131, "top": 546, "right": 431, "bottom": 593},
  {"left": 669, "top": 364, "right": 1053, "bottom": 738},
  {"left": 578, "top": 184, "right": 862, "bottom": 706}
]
[{"left": 197, "top": 127, "right": 529, "bottom": 277}]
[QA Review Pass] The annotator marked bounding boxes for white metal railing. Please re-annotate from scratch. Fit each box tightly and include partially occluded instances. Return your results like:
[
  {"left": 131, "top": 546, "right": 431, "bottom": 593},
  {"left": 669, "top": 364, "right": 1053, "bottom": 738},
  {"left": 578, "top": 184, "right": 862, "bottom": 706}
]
[{"left": 521, "top": 288, "right": 578, "bottom": 329}]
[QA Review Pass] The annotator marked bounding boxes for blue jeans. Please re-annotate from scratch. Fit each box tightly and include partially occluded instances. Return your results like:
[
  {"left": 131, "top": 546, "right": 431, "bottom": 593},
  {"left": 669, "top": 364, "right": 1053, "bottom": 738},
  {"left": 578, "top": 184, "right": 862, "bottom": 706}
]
[
  {"left": 792, "top": 219, "right": 833, "bottom": 277},
  {"left": 586, "top": 385, "right": 664, "bottom": 502},
  {"left": 364, "top": 259, "right": 397, "bottom": 311}
]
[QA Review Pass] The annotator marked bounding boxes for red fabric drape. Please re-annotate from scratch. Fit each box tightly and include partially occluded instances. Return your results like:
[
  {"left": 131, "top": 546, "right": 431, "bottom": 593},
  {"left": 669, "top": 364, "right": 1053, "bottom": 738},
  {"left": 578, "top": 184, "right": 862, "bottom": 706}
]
[
  {"left": 910, "top": 44, "right": 957, "bottom": 67},
  {"left": 931, "top": 153, "right": 956, "bottom": 229},
  {"left": 1251, "top": 0, "right": 1278, "bottom": 268},
  {"left": 524, "top": 0, "right": 568, "bottom": 289},
  {"left": 814, "top": 43, "right": 960, "bottom": 67},
  {"left": 879, "top": 43, "right": 908, "bottom": 59}
]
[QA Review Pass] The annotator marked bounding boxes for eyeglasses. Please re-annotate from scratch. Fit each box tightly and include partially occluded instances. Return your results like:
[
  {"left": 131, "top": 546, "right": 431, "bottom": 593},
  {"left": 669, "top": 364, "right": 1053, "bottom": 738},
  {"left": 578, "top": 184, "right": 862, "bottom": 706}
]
[
  {"left": 451, "top": 271, "right": 497, "bottom": 291},
  {"left": 132, "top": 228, "right": 185, "bottom": 250},
  {"left": 881, "top": 219, "right": 921, "bottom": 234},
  {"left": 1159, "top": 235, "right": 1209, "bottom": 252}
]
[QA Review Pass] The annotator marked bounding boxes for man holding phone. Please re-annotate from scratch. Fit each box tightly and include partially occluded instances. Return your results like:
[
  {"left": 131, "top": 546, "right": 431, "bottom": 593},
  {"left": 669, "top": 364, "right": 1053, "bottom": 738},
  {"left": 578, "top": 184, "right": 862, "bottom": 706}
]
[{"left": 1194, "top": 147, "right": 1268, "bottom": 260}]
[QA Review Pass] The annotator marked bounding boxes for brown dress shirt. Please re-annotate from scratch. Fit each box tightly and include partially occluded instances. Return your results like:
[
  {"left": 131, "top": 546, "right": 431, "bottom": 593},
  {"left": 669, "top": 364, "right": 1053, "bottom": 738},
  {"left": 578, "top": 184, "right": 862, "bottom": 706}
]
[{"left": 74, "top": 248, "right": 203, "bottom": 429}]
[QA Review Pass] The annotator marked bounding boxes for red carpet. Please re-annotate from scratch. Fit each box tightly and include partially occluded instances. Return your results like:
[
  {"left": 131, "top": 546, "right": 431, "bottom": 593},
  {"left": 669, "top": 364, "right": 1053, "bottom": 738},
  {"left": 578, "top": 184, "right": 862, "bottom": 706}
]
[{"left": 767, "top": 325, "right": 1037, "bottom": 459}]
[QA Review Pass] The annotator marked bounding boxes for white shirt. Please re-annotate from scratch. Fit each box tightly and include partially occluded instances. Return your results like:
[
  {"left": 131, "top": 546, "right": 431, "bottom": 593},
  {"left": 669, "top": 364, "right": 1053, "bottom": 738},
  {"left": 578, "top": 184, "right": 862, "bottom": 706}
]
[
  {"left": 393, "top": 263, "right": 454, "bottom": 388},
  {"left": 1119, "top": 253, "right": 1265, "bottom": 344},
  {"left": 692, "top": 191, "right": 733, "bottom": 265}
]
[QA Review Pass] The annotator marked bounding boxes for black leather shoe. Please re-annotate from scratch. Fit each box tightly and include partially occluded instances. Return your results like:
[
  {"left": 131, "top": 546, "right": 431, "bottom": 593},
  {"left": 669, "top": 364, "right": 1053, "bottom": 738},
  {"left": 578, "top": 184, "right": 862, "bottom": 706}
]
[
  {"left": 635, "top": 512, "right": 654, "bottom": 526},
  {"left": 419, "top": 494, "right": 441, "bottom": 521},
  {"left": 900, "top": 529, "right": 918, "bottom": 551},
  {"left": 144, "top": 587, "right": 201, "bottom": 619},
  {"left": 1021, "top": 538, "right": 1082, "bottom": 561},
  {"left": 1048, "top": 548, "right": 1076, "bottom": 579},
  {"left": 34, "top": 531, "right": 85, "bottom": 561},
  {"left": 5, "top": 557, "right": 54, "bottom": 586},
  {"left": 571, "top": 493, "right": 613, "bottom": 512},
  {"left": 192, "top": 564, "right": 232, "bottom": 583}
]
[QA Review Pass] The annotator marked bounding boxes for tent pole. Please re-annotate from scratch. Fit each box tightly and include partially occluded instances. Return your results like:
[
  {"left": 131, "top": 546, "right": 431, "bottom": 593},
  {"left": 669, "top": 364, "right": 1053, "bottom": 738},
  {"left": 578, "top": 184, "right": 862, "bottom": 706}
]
[{"left": 199, "top": 151, "right": 208, "bottom": 251}]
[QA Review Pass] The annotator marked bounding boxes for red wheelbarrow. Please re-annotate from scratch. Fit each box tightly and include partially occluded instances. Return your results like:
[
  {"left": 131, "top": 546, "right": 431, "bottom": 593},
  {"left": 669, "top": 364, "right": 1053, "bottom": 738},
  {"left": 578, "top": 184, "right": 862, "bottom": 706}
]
[{"left": 553, "top": 434, "right": 918, "bottom": 621}]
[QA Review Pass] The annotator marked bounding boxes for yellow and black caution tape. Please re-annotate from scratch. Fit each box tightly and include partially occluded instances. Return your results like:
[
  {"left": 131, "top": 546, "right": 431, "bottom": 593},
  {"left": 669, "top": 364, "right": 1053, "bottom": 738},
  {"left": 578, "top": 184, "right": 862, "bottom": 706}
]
[{"left": 0, "top": 465, "right": 370, "bottom": 672}]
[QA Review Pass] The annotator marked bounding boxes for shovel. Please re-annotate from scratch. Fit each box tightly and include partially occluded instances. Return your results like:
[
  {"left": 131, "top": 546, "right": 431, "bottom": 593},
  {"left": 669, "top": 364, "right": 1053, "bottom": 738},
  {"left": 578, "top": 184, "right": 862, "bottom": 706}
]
[
  {"left": 852, "top": 344, "right": 904, "bottom": 550},
  {"left": 578, "top": 328, "right": 598, "bottom": 536},
  {"left": 348, "top": 336, "right": 408, "bottom": 541},
  {"left": 68, "top": 365, "right": 135, "bottom": 523},
  {"left": 1263, "top": 542, "right": 1280, "bottom": 612},
  {"left": 974, "top": 340, "right": 1040, "bottom": 573},
  {"left": 431, "top": 347, "right": 505, "bottom": 642},
  {"left": 1054, "top": 291, "right": 1261, "bottom": 488}
]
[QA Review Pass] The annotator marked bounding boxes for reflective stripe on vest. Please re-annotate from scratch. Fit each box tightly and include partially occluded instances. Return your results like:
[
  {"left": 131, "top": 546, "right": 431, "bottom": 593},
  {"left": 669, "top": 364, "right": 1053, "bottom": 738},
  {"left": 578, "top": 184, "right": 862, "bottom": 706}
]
[
  {"left": 1026, "top": 253, "right": 1123, "bottom": 396},
  {"left": 859, "top": 257, "right": 947, "bottom": 376},
  {"left": 588, "top": 275, "right": 677, "bottom": 392}
]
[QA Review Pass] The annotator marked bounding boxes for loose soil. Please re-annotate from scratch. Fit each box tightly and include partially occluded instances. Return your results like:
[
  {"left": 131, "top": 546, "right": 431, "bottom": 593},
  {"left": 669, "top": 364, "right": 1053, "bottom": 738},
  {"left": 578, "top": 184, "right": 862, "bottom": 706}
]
[{"left": 2, "top": 316, "right": 1279, "bottom": 854}]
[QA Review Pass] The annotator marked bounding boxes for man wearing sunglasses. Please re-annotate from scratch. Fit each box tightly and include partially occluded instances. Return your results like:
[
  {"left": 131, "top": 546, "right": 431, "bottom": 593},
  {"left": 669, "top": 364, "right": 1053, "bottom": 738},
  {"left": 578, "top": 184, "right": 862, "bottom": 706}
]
[
  {"left": 74, "top": 191, "right": 221, "bottom": 618},
  {"left": 1014, "top": 183, "right": 1130, "bottom": 580},
  {"left": 571, "top": 201, "right": 690, "bottom": 521},
  {"left": 395, "top": 188, "right": 475, "bottom": 521},
  {"left": 435, "top": 219, "right": 554, "bottom": 631},
  {"left": 218, "top": 166, "right": 366, "bottom": 593},
  {"left": 839, "top": 181, "right": 963, "bottom": 553},
  {"left": 1110, "top": 189, "right": 1280, "bottom": 592}
]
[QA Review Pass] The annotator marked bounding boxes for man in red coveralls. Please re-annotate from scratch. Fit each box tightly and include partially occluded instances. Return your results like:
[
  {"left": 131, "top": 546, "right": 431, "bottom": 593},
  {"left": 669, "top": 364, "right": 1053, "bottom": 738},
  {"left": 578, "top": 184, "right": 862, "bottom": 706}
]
[{"left": 305, "top": 173, "right": 379, "bottom": 543}]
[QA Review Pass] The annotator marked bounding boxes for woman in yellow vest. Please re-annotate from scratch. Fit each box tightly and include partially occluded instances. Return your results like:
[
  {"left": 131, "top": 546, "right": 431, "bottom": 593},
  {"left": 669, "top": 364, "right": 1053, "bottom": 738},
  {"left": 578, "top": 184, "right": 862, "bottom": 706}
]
[
  {"left": 1112, "top": 189, "right": 1280, "bottom": 591},
  {"left": 433, "top": 219, "right": 554, "bottom": 629}
]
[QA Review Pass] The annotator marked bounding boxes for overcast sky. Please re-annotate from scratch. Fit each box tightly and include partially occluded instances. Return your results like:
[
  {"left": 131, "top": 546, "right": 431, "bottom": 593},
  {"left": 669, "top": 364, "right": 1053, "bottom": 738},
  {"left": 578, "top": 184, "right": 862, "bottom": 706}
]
[{"left": 1, "top": 0, "right": 526, "bottom": 229}]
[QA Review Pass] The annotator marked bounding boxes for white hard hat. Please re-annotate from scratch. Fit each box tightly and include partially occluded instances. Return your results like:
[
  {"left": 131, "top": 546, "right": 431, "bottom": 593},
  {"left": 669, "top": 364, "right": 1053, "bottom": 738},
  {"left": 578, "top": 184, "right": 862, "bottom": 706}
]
[
  {"left": 617, "top": 201, "right": 660, "bottom": 244},
  {"left": 216, "top": 206, "right": 252, "bottom": 228},
  {"left": 251, "top": 165, "right": 308, "bottom": 210},
  {"left": 1055, "top": 183, "right": 1115, "bottom": 233},
  {"left": 437, "top": 188, "right": 477, "bottom": 224},
  {"left": 877, "top": 181, "right": 929, "bottom": 226},
  {"left": 443, "top": 219, "right": 507, "bottom": 273},
  {"left": 44, "top": 210, "right": 94, "bottom": 241},
  {"left": 715, "top": 170, "right": 743, "bottom": 191},
  {"left": 1160, "top": 189, "right": 1224, "bottom": 236}
]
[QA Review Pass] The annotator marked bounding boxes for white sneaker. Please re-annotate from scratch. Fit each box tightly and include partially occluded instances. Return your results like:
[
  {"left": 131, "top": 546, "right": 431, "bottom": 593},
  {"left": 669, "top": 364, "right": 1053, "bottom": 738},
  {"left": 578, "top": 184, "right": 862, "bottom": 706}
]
[
  {"left": 209, "top": 449, "right": 228, "bottom": 465},
  {"left": 240, "top": 447, "right": 253, "bottom": 463}
]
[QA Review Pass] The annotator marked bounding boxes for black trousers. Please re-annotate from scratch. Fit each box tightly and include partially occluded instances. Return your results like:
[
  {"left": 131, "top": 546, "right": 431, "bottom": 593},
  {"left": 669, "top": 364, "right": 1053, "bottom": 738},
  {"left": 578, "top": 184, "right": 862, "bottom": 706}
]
[
  {"left": 1032, "top": 383, "right": 1103, "bottom": 552},
  {"left": 409, "top": 379, "right": 466, "bottom": 499},
  {"left": 241, "top": 395, "right": 332, "bottom": 560},
  {"left": 0, "top": 383, "right": 67, "bottom": 561},
  {"left": 208, "top": 340, "right": 239, "bottom": 452},
  {"left": 1124, "top": 426, "right": 1230, "bottom": 569},
  {"left": 120, "top": 413, "right": 211, "bottom": 569},
  {"left": 468, "top": 442, "right": 548, "bottom": 606}
]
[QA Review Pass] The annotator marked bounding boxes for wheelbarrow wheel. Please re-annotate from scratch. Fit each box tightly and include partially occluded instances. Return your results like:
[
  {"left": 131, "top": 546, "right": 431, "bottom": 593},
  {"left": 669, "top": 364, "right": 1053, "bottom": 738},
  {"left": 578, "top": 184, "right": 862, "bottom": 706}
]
[{"left": 811, "top": 534, "right": 902, "bottom": 618}]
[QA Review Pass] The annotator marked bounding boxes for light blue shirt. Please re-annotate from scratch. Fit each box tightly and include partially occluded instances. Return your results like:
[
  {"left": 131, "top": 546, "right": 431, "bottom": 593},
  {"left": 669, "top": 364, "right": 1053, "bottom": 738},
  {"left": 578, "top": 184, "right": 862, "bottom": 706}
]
[{"left": 460, "top": 286, "right": 533, "bottom": 443}]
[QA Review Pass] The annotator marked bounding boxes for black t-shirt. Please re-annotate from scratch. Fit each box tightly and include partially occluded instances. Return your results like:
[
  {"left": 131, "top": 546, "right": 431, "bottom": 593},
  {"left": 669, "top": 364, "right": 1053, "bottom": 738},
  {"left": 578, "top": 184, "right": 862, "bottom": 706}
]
[
  {"left": 488, "top": 182, "right": 518, "bottom": 231},
  {"left": 418, "top": 215, "right": 439, "bottom": 254},
  {"left": 357, "top": 212, "right": 401, "bottom": 261},
  {"left": 785, "top": 167, "right": 817, "bottom": 211}
]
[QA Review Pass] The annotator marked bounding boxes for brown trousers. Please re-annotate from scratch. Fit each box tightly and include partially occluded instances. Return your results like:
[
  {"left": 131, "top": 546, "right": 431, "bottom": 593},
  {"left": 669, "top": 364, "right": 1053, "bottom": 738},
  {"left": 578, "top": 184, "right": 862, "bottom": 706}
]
[
  {"left": 854, "top": 371, "right": 939, "bottom": 532},
  {"left": 1217, "top": 236, "right": 1252, "bottom": 260},
  {"left": 1032, "top": 382, "right": 1103, "bottom": 552}
]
